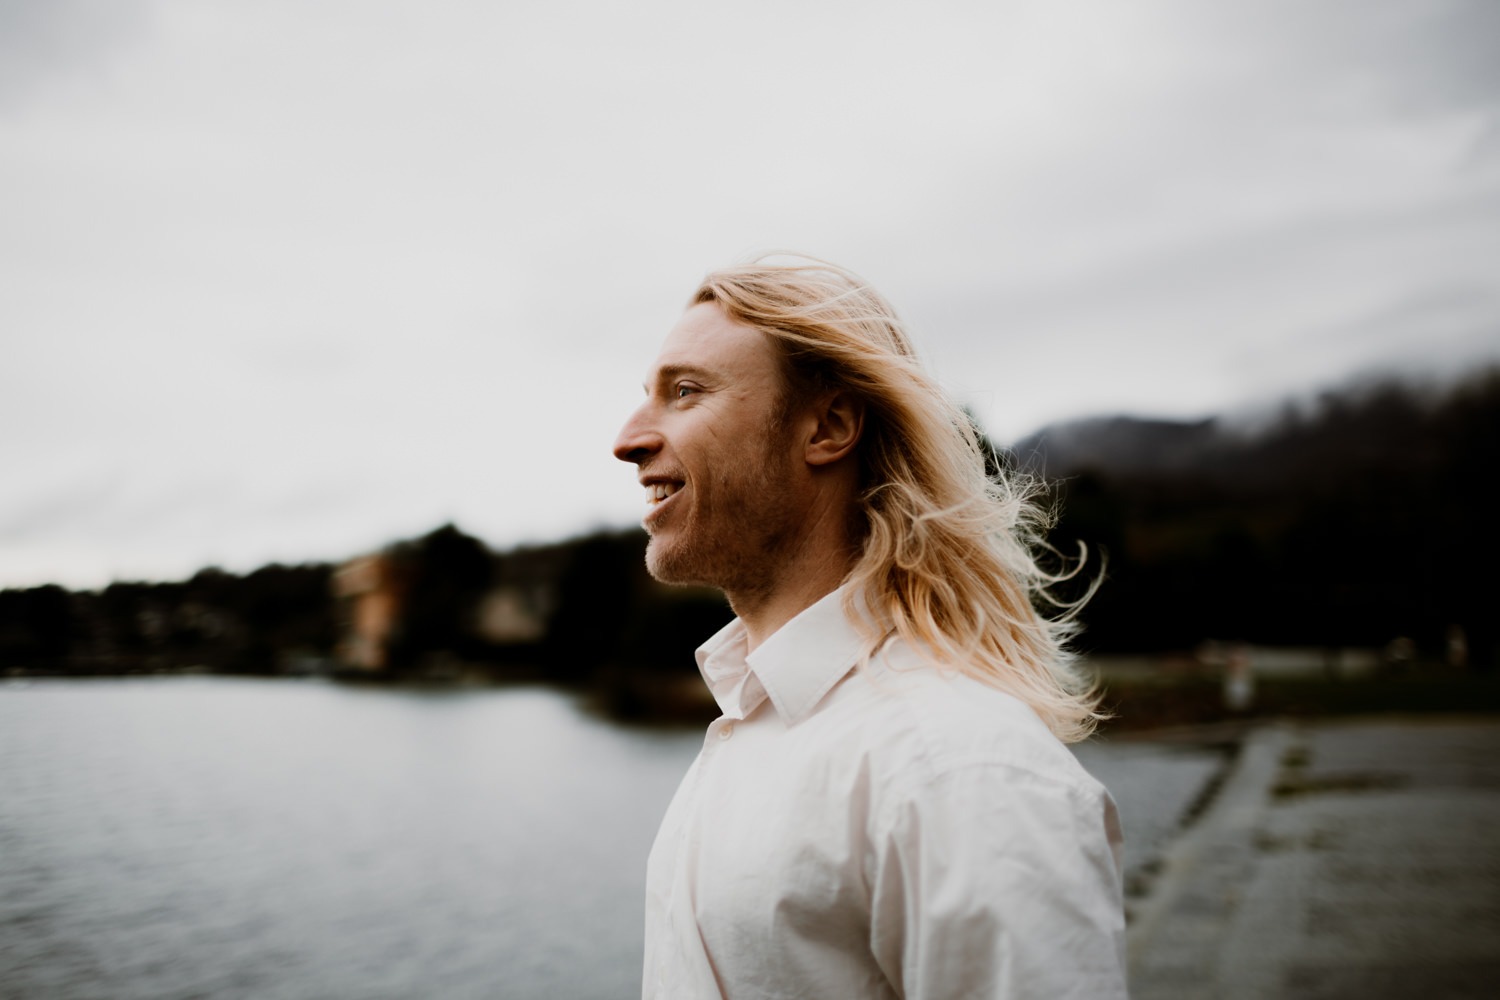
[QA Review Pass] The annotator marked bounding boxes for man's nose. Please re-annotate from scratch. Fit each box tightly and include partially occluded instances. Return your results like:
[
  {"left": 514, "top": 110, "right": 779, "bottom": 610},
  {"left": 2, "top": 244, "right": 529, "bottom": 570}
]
[{"left": 612, "top": 404, "right": 661, "bottom": 466}]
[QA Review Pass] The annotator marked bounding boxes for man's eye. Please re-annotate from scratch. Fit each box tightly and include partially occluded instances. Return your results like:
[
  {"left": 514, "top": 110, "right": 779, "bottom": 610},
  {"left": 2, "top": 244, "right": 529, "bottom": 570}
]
[{"left": 676, "top": 385, "right": 697, "bottom": 399}]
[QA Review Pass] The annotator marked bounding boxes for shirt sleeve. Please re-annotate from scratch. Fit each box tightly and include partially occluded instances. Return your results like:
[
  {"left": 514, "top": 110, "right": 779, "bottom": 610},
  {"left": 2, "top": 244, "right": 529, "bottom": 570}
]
[{"left": 866, "top": 761, "right": 1128, "bottom": 999}]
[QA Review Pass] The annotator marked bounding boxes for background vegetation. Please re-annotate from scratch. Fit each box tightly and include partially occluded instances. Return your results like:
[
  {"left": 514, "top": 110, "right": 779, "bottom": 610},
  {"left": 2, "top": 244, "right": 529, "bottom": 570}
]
[{"left": 4, "top": 369, "right": 1495, "bottom": 725}]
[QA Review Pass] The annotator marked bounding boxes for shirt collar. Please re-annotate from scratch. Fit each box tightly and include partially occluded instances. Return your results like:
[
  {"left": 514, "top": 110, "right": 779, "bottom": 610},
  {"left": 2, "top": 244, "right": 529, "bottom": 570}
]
[{"left": 694, "top": 584, "right": 872, "bottom": 727}]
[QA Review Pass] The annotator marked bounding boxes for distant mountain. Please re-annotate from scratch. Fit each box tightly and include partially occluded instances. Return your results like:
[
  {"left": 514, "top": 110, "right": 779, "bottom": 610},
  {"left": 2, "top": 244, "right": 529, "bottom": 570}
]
[
  {"left": 1007, "top": 370, "right": 1491, "bottom": 490},
  {"left": 1010, "top": 415, "right": 1221, "bottom": 480}
]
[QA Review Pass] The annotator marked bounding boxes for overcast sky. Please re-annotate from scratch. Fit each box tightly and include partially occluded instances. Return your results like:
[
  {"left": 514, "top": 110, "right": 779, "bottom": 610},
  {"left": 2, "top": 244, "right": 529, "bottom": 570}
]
[{"left": 3, "top": 0, "right": 1498, "bottom": 589}]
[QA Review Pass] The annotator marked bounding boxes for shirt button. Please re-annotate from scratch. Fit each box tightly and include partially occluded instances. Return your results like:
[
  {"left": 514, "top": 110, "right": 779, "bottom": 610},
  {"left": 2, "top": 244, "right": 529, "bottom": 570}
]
[{"left": 719, "top": 724, "right": 733, "bottom": 740}]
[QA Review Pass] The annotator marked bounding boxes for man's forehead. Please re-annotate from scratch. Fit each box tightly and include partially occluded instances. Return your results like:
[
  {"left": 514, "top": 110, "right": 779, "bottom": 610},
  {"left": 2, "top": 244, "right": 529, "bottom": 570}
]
[{"left": 642, "top": 303, "right": 778, "bottom": 384}]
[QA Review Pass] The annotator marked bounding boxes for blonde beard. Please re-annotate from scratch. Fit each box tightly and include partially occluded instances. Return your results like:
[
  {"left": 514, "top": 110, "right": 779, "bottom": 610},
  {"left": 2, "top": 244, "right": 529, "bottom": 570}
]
[{"left": 644, "top": 427, "right": 802, "bottom": 599}]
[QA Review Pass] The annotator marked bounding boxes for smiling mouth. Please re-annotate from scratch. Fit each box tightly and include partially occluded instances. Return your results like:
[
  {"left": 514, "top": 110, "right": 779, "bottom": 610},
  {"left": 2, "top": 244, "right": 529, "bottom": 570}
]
[{"left": 647, "top": 482, "right": 682, "bottom": 507}]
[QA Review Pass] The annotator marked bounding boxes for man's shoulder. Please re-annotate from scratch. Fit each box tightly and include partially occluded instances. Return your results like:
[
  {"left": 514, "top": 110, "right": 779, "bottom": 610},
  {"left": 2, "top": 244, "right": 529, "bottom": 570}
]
[{"left": 815, "top": 639, "right": 1103, "bottom": 799}]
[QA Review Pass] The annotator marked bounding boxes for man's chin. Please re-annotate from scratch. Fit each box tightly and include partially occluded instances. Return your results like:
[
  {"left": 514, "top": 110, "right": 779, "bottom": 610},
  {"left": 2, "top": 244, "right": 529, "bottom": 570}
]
[{"left": 645, "top": 537, "right": 711, "bottom": 588}]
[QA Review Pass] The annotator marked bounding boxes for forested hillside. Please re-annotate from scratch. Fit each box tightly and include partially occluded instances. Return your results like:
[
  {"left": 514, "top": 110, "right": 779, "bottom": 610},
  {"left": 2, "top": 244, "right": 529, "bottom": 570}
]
[{"left": 1018, "top": 368, "right": 1498, "bottom": 666}]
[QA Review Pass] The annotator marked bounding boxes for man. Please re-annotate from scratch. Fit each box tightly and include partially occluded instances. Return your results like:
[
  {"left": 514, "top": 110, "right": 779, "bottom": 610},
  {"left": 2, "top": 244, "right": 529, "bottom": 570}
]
[{"left": 613, "top": 256, "right": 1127, "bottom": 999}]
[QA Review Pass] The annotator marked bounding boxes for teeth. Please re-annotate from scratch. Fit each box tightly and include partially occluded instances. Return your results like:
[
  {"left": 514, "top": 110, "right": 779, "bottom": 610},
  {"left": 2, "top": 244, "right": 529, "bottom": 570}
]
[{"left": 647, "top": 482, "right": 681, "bottom": 505}]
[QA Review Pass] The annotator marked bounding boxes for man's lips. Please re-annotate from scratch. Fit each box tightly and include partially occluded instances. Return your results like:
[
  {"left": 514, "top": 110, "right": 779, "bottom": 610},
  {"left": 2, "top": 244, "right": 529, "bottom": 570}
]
[
  {"left": 641, "top": 476, "right": 685, "bottom": 527},
  {"left": 646, "top": 481, "right": 682, "bottom": 505}
]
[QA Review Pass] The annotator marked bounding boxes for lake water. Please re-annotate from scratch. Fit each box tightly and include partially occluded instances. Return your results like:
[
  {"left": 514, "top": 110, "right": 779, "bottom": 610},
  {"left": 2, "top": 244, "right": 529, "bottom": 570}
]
[{"left": 0, "top": 678, "right": 1222, "bottom": 999}]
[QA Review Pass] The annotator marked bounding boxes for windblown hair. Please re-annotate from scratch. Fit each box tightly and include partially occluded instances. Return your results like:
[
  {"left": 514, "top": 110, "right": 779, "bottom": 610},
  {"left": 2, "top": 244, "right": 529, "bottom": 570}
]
[{"left": 692, "top": 254, "right": 1104, "bottom": 742}]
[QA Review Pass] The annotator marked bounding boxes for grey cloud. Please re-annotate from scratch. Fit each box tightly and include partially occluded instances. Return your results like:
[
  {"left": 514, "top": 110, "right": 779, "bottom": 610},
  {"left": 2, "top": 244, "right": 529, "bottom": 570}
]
[
  {"left": 1247, "top": 0, "right": 1500, "bottom": 117},
  {"left": 0, "top": 469, "right": 250, "bottom": 546},
  {"left": 1353, "top": 0, "right": 1500, "bottom": 114},
  {"left": 918, "top": 177, "right": 1500, "bottom": 348},
  {"left": 0, "top": 0, "right": 149, "bottom": 104},
  {"left": 0, "top": 472, "right": 127, "bottom": 542},
  {"left": 1299, "top": 283, "right": 1500, "bottom": 374}
]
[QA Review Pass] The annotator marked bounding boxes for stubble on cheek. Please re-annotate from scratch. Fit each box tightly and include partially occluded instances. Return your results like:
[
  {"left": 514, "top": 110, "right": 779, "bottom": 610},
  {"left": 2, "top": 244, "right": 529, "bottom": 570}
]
[
  {"left": 641, "top": 387, "right": 807, "bottom": 593},
  {"left": 649, "top": 451, "right": 799, "bottom": 595},
  {"left": 639, "top": 405, "right": 740, "bottom": 587}
]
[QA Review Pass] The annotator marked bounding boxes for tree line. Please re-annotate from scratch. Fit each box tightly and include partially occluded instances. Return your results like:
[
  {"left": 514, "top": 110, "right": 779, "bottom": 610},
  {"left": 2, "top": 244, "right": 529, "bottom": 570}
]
[{"left": 3, "top": 367, "right": 1495, "bottom": 696}]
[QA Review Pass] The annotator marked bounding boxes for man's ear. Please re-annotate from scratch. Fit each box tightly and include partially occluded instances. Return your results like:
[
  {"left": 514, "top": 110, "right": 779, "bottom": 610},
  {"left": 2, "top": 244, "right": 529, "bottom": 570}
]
[{"left": 805, "top": 391, "right": 864, "bottom": 467}]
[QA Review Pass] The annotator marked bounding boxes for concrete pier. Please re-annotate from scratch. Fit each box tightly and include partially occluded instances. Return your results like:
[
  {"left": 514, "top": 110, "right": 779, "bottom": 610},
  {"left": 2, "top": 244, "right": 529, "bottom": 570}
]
[{"left": 1128, "top": 717, "right": 1500, "bottom": 999}]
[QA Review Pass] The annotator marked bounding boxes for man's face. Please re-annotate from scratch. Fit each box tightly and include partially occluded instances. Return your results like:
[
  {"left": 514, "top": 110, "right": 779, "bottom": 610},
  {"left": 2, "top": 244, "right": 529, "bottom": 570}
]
[{"left": 613, "top": 302, "right": 806, "bottom": 595}]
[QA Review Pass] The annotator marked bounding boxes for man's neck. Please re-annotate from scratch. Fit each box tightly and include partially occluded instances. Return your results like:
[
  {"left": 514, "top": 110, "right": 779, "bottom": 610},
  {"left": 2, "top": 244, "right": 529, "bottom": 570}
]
[
  {"left": 728, "top": 539, "right": 857, "bottom": 654},
  {"left": 725, "top": 459, "right": 863, "bottom": 652}
]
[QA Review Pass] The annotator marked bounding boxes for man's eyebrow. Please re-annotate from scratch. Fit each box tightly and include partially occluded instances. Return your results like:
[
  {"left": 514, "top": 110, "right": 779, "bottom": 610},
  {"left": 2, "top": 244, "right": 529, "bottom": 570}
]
[{"left": 646, "top": 363, "right": 726, "bottom": 389}]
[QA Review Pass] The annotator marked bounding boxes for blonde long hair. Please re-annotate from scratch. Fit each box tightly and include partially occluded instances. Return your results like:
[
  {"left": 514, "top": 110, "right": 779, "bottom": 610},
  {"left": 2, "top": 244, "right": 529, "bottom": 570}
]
[{"left": 693, "top": 255, "right": 1104, "bottom": 742}]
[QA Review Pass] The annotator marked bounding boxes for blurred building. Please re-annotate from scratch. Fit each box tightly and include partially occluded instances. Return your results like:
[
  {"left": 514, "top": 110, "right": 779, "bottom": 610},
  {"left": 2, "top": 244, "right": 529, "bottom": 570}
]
[
  {"left": 332, "top": 554, "right": 401, "bottom": 671},
  {"left": 475, "top": 546, "right": 568, "bottom": 645},
  {"left": 330, "top": 532, "right": 572, "bottom": 674}
]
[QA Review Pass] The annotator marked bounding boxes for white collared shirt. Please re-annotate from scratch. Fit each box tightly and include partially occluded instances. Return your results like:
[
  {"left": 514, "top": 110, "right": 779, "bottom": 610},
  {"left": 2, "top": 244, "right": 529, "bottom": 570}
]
[{"left": 642, "top": 587, "right": 1128, "bottom": 999}]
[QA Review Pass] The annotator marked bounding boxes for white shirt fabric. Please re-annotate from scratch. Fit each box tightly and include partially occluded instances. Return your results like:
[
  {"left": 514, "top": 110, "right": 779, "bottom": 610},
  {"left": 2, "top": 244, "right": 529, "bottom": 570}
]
[{"left": 642, "top": 586, "right": 1128, "bottom": 999}]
